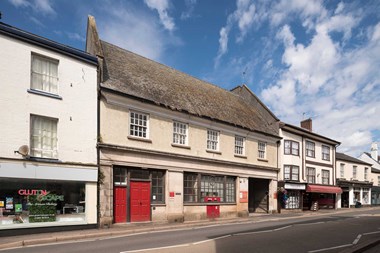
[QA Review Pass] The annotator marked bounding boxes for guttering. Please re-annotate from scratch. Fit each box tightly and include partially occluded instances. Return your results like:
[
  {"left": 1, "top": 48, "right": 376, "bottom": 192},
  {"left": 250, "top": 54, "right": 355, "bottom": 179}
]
[
  {"left": 0, "top": 22, "right": 97, "bottom": 65},
  {"left": 100, "top": 86, "right": 282, "bottom": 140}
]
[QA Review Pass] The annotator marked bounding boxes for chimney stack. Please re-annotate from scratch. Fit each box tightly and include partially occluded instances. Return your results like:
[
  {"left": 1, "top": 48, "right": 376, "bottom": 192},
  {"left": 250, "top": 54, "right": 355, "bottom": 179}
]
[
  {"left": 300, "top": 118, "right": 312, "bottom": 131},
  {"left": 371, "top": 142, "right": 378, "bottom": 162}
]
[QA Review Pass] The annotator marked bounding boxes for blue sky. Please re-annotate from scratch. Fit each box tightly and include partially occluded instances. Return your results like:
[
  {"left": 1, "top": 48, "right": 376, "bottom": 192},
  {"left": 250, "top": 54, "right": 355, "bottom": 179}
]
[{"left": 2, "top": 0, "right": 380, "bottom": 156}]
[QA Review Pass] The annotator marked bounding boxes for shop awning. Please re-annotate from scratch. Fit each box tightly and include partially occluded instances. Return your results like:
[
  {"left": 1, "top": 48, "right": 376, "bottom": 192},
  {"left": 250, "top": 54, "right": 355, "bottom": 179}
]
[{"left": 306, "top": 185, "right": 342, "bottom": 194}]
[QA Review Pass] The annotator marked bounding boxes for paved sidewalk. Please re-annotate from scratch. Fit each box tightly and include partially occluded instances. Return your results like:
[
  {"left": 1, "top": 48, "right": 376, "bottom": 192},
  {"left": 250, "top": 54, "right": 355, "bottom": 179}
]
[{"left": 1, "top": 207, "right": 379, "bottom": 251}]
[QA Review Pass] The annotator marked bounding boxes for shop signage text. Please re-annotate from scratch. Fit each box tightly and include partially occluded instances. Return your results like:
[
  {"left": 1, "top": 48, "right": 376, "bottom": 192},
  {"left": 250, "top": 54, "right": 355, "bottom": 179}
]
[{"left": 18, "top": 189, "right": 48, "bottom": 196}]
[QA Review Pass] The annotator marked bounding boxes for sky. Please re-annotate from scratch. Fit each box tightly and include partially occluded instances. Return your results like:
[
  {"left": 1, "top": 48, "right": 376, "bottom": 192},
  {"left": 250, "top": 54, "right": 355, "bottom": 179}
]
[{"left": 1, "top": 0, "right": 380, "bottom": 157}]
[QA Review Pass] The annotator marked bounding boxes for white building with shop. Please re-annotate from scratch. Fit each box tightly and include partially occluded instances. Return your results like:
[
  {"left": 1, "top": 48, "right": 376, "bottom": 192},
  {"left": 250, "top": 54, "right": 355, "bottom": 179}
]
[
  {"left": 359, "top": 143, "right": 380, "bottom": 205},
  {"left": 0, "top": 22, "right": 98, "bottom": 233},
  {"left": 336, "top": 152, "right": 373, "bottom": 208}
]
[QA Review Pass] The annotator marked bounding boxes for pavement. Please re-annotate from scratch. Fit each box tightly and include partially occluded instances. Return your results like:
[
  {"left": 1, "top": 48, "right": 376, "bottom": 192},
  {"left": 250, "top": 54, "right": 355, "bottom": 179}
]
[{"left": 1, "top": 207, "right": 380, "bottom": 251}]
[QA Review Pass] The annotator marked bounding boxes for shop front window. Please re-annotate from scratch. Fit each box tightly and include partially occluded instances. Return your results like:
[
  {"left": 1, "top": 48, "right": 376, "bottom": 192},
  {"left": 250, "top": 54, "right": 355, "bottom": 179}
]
[
  {"left": 282, "top": 190, "right": 300, "bottom": 209},
  {"left": 0, "top": 179, "right": 85, "bottom": 227}
]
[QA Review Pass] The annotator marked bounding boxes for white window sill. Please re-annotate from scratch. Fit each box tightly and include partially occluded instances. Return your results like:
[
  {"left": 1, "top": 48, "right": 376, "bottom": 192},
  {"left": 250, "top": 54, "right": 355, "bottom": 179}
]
[
  {"left": 206, "top": 149, "right": 222, "bottom": 155},
  {"left": 28, "top": 89, "right": 62, "bottom": 100},
  {"left": 171, "top": 143, "right": 191, "bottom": 149},
  {"left": 257, "top": 158, "right": 268, "bottom": 162},
  {"left": 234, "top": 154, "right": 247, "bottom": 159},
  {"left": 127, "top": 135, "right": 152, "bottom": 143}
]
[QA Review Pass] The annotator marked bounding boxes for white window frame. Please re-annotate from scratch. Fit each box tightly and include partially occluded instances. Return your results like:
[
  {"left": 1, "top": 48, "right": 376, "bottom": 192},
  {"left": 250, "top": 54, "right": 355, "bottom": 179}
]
[
  {"left": 234, "top": 136, "right": 245, "bottom": 155},
  {"left": 173, "top": 121, "right": 188, "bottom": 145},
  {"left": 30, "top": 115, "right": 58, "bottom": 159},
  {"left": 258, "top": 142, "right": 266, "bottom": 159},
  {"left": 322, "top": 170, "right": 330, "bottom": 185},
  {"left": 353, "top": 166, "right": 357, "bottom": 179},
  {"left": 129, "top": 111, "right": 149, "bottom": 139},
  {"left": 340, "top": 163, "right": 345, "bottom": 178},
  {"left": 207, "top": 129, "right": 219, "bottom": 151},
  {"left": 306, "top": 167, "right": 316, "bottom": 183},
  {"left": 322, "top": 145, "right": 330, "bottom": 161},
  {"left": 306, "top": 141, "right": 315, "bottom": 157},
  {"left": 378, "top": 176, "right": 380, "bottom": 186},
  {"left": 31, "top": 53, "right": 59, "bottom": 94},
  {"left": 364, "top": 167, "right": 368, "bottom": 181},
  {"left": 284, "top": 165, "right": 299, "bottom": 181}
]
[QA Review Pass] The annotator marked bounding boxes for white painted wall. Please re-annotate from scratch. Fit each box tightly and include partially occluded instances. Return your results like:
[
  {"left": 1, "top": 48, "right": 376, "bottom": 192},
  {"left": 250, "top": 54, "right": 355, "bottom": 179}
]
[{"left": 0, "top": 34, "right": 97, "bottom": 164}]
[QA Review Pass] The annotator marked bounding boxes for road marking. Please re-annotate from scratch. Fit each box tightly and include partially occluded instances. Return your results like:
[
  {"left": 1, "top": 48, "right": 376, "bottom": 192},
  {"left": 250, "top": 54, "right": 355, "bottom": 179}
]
[
  {"left": 234, "top": 225, "right": 293, "bottom": 236},
  {"left": 363, "top": 231, "right": 380, "bottom": 235},
  {"left": 273, "top": 225, "right": 292, "bottom": 231},
  {"left": 352, "top": 234, "right": 362, "bottom": 245},
  {"left": 296, "top": 221, "right": 324, "bottom": 226},
  {"left": 307, "top": 244, "right": 352, "bottom": 252},
  {"left": 193, "top": 234, "right": 231, "bottom": 245},
  {"left": 120, "top": 243, "right": 191, "bottom": 253}
]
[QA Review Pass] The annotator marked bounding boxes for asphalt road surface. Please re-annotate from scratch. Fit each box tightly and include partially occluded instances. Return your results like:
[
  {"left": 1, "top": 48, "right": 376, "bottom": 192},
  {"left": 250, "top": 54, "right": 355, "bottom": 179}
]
[{"left": 2, "top": 209, "right": 380, "bottom": 253}]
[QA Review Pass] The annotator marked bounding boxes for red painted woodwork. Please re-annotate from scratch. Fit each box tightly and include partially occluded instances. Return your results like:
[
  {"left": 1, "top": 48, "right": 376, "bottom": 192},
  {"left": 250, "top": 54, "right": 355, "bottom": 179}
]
[
  {"left": 114, "top": 186, "right": 127, "bottom": 223},
  {"left": 130, "top": 181, "right": 151, "bottom": 222}
]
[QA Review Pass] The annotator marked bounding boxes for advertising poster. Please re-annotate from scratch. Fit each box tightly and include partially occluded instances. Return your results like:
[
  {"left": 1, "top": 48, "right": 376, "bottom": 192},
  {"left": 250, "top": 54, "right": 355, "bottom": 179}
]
[
  {"left": 5, "top": 197, "right": 14, "bottom": 210},
  {"left": 15, "top": 204, "right": 22, "bottom": 213},
  {"left": 0, "top": 200, "right": 4, "bottom": 208}
]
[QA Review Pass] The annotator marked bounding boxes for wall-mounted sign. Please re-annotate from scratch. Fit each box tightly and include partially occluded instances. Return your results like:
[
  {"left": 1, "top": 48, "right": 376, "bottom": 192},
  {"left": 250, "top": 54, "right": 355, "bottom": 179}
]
[
  {"left": 169, "top": 192, "right": 175, "bottom": 198},
  {"left": 284, "top": 183, "right": 306, "bottom": 190},
  {"left": 240, "top": 191, "right": 248, "bottom": 203}
]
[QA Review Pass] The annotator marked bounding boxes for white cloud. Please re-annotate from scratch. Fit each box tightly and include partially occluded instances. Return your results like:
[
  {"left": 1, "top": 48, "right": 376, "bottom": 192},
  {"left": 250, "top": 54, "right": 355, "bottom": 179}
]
[
  {"left": 261, "top": 14, "right": 380, "bottom": 157},
  {"left": 181, "top": 0, "right": 197, "bottom": 20},
  {"left": 144, "top": 0, "right": 175, "bottom": 32},
  {"left": 8, "top": 0, "right": 56, "bottom": 16},
  {"left": 96, "top": 3, "right": 180, "bottom": 61},
  {"left": 214, "top": 0, "right": 259, "bottom": 67}
]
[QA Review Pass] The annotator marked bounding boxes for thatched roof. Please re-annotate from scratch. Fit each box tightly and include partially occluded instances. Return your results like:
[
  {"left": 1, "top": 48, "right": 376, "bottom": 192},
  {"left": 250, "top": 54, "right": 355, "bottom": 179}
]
[{"left": 100, "top": 40, "right": 279, "bottom": 137}]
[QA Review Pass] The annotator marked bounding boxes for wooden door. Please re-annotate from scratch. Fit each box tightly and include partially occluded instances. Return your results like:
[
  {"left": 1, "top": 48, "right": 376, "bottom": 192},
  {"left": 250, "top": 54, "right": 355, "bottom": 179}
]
[
  {"left": 114, "top": 186, "right": 127, "bottom": 223},
  {"left": 130, "top": 181, "right": 151, "bottom": 222}
]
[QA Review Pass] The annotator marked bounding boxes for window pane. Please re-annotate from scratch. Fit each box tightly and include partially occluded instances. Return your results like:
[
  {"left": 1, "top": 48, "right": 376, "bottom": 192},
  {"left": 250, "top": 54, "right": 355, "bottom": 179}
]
[
  {"left": 31, "top": 54, "right": 58, "bottom": 94},
  {"left": 30, "top": 115, "right": 58, "bottom": 159}
]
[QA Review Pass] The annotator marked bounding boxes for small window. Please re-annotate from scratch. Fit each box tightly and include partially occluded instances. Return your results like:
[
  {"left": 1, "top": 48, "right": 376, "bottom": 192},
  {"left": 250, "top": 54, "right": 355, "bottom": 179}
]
[
  {"left": 129, "top": 111, "right": 149, "bottom": 138},
  {"left": 173, "top": 121, "right": 188, "bottom": 145},
  {"left": 284, "top": 165, "right": 299, "bottom": 181},
  {"left": 234, "top": 136, "right": 245, "bottom": 155},
  {"left": 353, "top": 166, "right": 357, "bottom": 179},
  {"left": 364, "top": 167, "right": 368, "bottom": 181},
  {"left": 151, "top": 170, "right": 165, "bottom": 203},
  {"left": 30, "top": 115, "right": 58, "bottom": 159},
  {"left": 322, "top": 170, "right": 330, "bottom": 184},
  {"left": 258, "top": 142, "right": 266, "bottom": 159},
  {"left": 306, "top": 167, "right": 316, "bottom": 183},
  {"left": 340, "top": 163, "right": 345, "bottom": 178},
  {"left": 284, "top": 140, "right": 299, "bottom": 156},
  {"left": 322, "top": 145, "right": 330, "bottom": 161},
  {"left": 207, "top": 129, "right": 219, "bottom": 151},
  {"left": 306, "top": 141, "right": 315, "bottom": 157},
  {"left": 31, "top": 53, "right": 59, "bottom": 94}
]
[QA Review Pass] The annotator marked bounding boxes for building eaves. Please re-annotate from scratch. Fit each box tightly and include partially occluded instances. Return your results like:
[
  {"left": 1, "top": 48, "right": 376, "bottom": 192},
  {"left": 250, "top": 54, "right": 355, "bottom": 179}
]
[
  {"left": 99, "top": 40, "right": 280, "bottom": 138},
  {"left": 336, "top": 152, "right": 373, "bottom": 166},
  {"left": 280, "top": 122, "right": 340, "bottom": 145},
  {"left": 0, "top": 22, "right": 97, "bottom": 65}
]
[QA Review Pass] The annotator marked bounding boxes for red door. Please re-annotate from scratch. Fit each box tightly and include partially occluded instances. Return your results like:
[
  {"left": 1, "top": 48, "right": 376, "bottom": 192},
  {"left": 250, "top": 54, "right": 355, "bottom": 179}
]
[
  {"left": 114, "top": 186, "right": 127, "bottom": 223},
  {"left": 130, "top": 181, "right": 151, "bottom": 222}
]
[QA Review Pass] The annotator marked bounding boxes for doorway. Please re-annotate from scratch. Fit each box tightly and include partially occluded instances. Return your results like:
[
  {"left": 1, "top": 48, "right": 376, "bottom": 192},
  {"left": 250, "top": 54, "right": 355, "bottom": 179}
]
[{"left": 249, "top": 178, "right": 269, "bottom": 213}]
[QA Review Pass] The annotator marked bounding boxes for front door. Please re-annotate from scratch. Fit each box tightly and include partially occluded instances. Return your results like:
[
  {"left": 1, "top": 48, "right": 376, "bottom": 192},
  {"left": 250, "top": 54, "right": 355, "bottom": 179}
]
[
  {"left": 130, "top": 181, "right": 151, "bottom": 222},
  {"left": 114, "top": 186, "right": 127, "bottom": 223}
]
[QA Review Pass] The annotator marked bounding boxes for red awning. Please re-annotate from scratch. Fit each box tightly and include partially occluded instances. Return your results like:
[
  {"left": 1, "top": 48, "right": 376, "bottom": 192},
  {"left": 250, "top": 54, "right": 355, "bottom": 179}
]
[{"left": 306, "top": 185, "right": 342, "bottom": 194}]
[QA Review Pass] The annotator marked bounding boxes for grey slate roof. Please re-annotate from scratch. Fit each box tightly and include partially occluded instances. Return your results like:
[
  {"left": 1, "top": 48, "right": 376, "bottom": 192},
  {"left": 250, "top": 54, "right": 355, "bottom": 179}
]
[
  {"left": 336, "top": 152, "right": 373, "bottom": 166},
  {"left": 100, "top": 40, "right": 279, "bottom": 137}
]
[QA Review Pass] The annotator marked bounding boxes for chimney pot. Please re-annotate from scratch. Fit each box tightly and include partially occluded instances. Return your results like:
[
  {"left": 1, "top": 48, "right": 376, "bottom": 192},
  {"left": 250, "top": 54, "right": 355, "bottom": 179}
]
[{"left": 301, "top": 118, "right": 312, "bottom": 131}]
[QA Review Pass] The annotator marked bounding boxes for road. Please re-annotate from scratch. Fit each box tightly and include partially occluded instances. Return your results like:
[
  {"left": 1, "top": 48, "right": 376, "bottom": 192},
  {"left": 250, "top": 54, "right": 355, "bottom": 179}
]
[{"left": 2, "top": 209, "right": 380, "bottom": 253}]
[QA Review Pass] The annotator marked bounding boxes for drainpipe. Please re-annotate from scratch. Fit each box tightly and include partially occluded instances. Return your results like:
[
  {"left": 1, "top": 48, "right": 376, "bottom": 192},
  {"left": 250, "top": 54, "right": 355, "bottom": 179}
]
[{"left": 302, "top": 136, "right": 305, "bottom": 181}]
